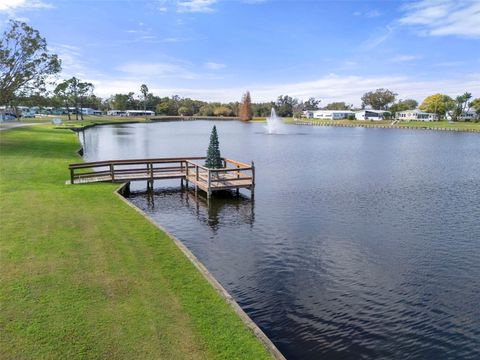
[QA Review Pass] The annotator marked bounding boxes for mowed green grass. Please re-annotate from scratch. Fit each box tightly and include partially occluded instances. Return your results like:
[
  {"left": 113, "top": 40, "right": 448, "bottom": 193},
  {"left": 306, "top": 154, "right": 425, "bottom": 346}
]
[{"left": 0, "top": 125, "right": 272, "bottom": 360}]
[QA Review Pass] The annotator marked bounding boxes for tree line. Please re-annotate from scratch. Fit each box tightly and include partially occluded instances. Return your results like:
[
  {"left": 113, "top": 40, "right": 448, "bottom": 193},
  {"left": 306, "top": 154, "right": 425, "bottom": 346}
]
[{"left": 1, "top": 20, "right": 479, "bottom": 122}]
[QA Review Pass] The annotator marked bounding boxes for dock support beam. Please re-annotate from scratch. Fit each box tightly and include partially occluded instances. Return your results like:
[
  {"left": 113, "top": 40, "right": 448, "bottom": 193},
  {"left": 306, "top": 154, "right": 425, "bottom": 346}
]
[
  {"left": 147, "top": 180, "right": 154, "bottom": 192},
  {"left": 110, "top": 163, "right": 115, "bottom": 182},
  {"left": 251, "top": 161, "right": 255, "bottom": 199}
]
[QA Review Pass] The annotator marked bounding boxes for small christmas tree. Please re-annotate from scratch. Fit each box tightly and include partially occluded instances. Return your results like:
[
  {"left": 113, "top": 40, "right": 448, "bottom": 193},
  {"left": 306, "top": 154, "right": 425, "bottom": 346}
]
[{"left": 205, "top": 125, "right": 223, "bottom": 168}]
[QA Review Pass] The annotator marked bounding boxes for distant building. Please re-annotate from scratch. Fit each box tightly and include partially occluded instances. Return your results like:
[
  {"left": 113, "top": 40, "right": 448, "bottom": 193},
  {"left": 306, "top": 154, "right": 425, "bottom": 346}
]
[
  {"left": 125, "top": 110, "right": 155, "bottom": 117},
  {"left": 304, "top": 110, "right": 354, "bottom": 120},
  {"left": 107, "top": 110, "right": 127, "bottom": 116},
  {"left": 355, "top": 110, "right": 390, "bottom": 121},
  {"left": 0, "top": 109, "right": 16, "bottom": 122},
  {"left": 81, "top": 108, "right": 103, "bottom": 116},
  {"left": 446, "top": 110, "right": 477, "bottom": 121},
  {"left": 16, "top": 106, "right": 36, "bottom": 118},
  {"left": 395, "top": 109, "right": 438, "bottom": 122}
]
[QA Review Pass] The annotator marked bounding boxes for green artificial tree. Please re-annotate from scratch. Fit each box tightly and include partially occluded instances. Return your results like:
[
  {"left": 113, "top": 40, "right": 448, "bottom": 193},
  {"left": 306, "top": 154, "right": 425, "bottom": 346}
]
[{"left": 205, "top": 125, "right": 223, "bottom": 168}]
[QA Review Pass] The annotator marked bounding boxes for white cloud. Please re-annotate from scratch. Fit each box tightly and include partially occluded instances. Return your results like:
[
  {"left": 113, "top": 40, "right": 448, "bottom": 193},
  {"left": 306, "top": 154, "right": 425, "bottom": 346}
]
[
  {"left": 90, "top": 72, "right": 480, "bottom": 105},
  {"left": 242, "top": 0, "right": 267, "bottom": 3},
  {"left": 0, "top": 0, "right": 52, "bottom": 12},
  {"left": 390, "top": 55, "right": 422, "bottom": 62},
  {"left": 434, "top": 60, "right": 466, "bottom": 67},
  {"left": 204, "top": 62, "right": 226, "bottom": 70},
  {"left": 115, "top": 61, "right": 222, "bottom": 80},
  {"left": 360, "top": 25, "right": 396, "bottom": 50},
  {"left": 366, "top": 10, "right": 381, "bottom": 18},
  {"left": 399, "top": 0, "right": 480, "bottom": 38},
  {"left": 177, "top": 0, "right": 218, "bottom": 13},
  {"left": 162, "top": 37, "right": 184, "bottom": 42},
  {"left": 353, "top": 9, "right": 381, "bottom": 18},
  {"left": 155, "top": 0, "right": 169, "bottom": 12},
  {"left": 49, "top": 43, "right": 104, "bottom": 80},
  {"left": 116, "top": 62, "right": 193, "bottom": 78}
]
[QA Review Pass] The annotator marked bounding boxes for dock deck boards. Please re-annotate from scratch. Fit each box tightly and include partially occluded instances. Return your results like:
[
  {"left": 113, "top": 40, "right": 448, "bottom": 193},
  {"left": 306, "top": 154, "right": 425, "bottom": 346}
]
[{"left": 68, "top": 157, "right": 255, "bottom": 197}]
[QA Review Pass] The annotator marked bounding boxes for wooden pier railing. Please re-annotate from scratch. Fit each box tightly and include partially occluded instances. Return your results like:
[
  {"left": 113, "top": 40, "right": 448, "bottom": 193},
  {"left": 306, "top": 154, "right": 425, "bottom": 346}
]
[{"left": 68, "top": 157, "right": 255, "bottom": 197}]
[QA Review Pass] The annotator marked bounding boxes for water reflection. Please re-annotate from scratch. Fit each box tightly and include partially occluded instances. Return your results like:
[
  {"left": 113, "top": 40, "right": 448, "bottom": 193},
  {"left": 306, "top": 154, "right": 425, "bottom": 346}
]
[{"left": 129, "top": 187, "right": 255, "bottom": 232}]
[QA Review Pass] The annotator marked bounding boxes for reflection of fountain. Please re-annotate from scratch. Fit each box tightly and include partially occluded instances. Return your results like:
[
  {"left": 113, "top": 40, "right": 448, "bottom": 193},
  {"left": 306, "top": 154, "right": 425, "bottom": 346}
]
[{"left": 265, "top": 108, "right": 287, "bottom": 134}]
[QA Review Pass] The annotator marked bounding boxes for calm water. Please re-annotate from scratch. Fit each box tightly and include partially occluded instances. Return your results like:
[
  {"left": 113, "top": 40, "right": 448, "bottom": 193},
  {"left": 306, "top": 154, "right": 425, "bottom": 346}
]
[{"left": 82, "top": 121, "right": 480, "bottom": 359}]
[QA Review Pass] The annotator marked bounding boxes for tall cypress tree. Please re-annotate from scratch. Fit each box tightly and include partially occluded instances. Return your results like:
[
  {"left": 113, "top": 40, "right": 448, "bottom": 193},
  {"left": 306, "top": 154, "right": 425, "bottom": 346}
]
[
  {"left": 239, "top": 91, "right": 253, "bottom": 121},
  {"left": 205, "top": 125, "right": 223, "bottom": 168}
]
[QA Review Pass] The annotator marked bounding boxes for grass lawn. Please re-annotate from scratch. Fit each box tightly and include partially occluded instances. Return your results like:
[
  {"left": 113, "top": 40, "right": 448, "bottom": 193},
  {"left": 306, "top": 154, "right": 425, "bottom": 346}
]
[{"left": 0, "top": 125, "right": 272, "bottom": 359}]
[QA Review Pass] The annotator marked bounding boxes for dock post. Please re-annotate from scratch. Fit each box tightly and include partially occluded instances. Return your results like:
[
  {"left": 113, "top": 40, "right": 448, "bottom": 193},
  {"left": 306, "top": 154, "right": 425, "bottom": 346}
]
[
  {"left": 110, "top": 163, "right": 115, "bottom": 182},
  {"left": 207, "top": 170, "right": 212, "bottom": 198},
  {"left": 251, "top": 161, "right": 255, "bottom": 199},
  {"left": 185, "top": 161, "right": 189, "bottom": 188}
]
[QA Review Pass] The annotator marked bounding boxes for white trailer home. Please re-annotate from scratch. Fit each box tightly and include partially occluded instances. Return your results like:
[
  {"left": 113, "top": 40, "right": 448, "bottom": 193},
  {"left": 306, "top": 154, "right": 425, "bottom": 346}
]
[
  {"left": 395, "top": 109, "right": 438, "bottom": 121},
  {"left": 446, "top": 110, "right": 478, "bottom": 121},
  {"left": 125, "top": 110, "right": 155, "bottom": 117},
  {"left": 81, "top": 108, "right": 103, "bottom": 116},
  {"left": 306, "top": 110, "right": 355, "bottom": 120},
  {"left": 107, "top": 110, "right": 127, "bottom": 116},
  {"left": 355, "top": 110, "right": 389, "bottom": 121}
]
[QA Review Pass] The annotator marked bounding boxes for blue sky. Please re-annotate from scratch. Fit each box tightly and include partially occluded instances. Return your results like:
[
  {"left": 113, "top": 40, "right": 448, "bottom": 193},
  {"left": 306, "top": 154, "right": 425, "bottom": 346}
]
[{"left": 1, "top": 0, "right": 479, "bottom": 105}]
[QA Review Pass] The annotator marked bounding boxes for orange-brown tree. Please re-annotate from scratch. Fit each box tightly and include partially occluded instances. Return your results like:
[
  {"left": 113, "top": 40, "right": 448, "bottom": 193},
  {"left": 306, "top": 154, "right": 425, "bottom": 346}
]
[{"left": 239, "top": 91, "right": 253, "bottom": 121}]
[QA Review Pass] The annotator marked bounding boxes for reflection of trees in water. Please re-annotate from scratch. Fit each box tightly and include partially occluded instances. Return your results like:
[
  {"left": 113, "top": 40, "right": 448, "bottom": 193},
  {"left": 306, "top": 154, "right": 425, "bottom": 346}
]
[
  {"left": 140, "top": 187, "right": 255, "bottom": 232},
  {"left": 184, "top": 189, "right": 255, "bottom": 232}
]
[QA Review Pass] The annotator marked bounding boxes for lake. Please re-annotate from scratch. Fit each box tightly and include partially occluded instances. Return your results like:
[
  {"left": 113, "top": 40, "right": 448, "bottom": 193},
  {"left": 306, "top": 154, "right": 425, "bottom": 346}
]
[{"left": 81, "top": 121, "right": 480, "bottom": 359}]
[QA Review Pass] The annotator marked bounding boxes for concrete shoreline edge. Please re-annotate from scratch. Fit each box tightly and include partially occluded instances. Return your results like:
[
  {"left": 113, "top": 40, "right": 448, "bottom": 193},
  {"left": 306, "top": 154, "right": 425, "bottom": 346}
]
[{"left": 115, "top": 182, "right": 286, "bottom": 360}]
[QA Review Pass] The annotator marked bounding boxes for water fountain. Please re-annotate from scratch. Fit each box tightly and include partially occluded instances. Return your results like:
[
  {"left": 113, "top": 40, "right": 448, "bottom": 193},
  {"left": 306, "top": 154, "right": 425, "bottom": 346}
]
[{"left": 265, "top": 108, "right": 286, "bottom": 134}]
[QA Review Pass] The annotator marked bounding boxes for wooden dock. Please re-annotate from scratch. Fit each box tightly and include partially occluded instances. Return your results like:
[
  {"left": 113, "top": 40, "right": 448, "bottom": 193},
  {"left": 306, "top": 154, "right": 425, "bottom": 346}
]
[{"left": 68, "top": 157, "right": 255, "bottom": 197}]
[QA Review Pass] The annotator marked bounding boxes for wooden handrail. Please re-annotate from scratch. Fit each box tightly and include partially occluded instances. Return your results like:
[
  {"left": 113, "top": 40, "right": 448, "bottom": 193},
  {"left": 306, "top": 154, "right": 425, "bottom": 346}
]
[
  {"left": 185, "top": 160, "right": 210, "bottom": 172},
  {"left": 209, "top": 167, "right": 252, "bottom": 173},
  {"left": 69, "top": 156, "right": 206, "bottom": 169},
  {"left": 224, "top": 158, "right": 250, "bottom": 168}
]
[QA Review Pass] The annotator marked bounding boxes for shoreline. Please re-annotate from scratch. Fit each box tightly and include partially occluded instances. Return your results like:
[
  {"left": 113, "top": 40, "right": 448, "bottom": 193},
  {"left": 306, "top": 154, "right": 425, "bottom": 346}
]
[
  {"left": 9, "top": 114, "right": 478, "bottom": 133},
  {"left": 69, "top": 116, "right": 480, "bottom": 133},
  {"left": 290, "top": 119, "right": 480, "bottom": 133}
]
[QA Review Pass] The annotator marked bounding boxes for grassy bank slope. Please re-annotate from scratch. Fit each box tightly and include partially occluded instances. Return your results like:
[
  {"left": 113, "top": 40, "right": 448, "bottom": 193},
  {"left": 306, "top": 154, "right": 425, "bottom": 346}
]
[{"left": 0, "top": 125, "right": 271, "bottom": 359}]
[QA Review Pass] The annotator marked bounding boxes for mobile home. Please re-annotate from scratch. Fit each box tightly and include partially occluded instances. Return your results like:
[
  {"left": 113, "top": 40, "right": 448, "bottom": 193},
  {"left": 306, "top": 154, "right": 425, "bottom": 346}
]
[
  {"left": 355, "top": 110, "right": 389, "bottom": 121},
  {"left": 395, "top": 109, "right": 438, "bottom": 121},
  {"left": 306, "top": 110, "right": 354, "bottom": 120}
]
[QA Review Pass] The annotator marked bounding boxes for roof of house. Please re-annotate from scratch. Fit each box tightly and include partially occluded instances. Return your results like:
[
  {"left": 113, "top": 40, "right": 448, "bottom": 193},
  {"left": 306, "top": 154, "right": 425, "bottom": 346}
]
[
  {"left": 396, "top": 109, "right": 435, "bottom": 115},
  {"left": 356, "top": 109, "right": 390, "bottom": 114},
  {"left": 313, "top": 110, "right": 354, "bottom": 113}
]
